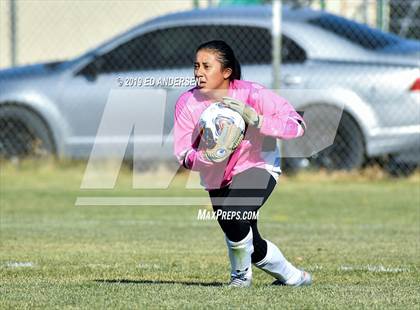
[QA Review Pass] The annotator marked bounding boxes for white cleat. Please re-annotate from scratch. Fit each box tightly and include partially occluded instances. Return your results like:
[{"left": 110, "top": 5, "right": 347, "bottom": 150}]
[
  {"left": 272, "top": 270, "right": 312, "bottom": 287},
  {"left": 228, "top": 274, "right": 252, "bottom": 287}
]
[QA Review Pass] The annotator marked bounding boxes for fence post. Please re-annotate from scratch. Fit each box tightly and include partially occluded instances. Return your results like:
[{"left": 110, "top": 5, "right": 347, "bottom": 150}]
[
  {"left": 377, "top": 0, "right": 389, "bottom": 31},
  {"left": 362, "top": 0, "right": 369, "bottom": 24},
  {"left": 272, "top": 0, "right": 283, "bottom": 166},
  {"left": 10, "top": 0, "right": 17, "bottom": 67},
  {"left": 272, "top": 0, "right": 281, "bottom": 92}
]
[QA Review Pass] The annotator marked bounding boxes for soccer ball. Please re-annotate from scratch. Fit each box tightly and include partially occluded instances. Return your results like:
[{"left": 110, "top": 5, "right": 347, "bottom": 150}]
[{"left": 198, "top": 102, "right": 246, "bottom": 149}]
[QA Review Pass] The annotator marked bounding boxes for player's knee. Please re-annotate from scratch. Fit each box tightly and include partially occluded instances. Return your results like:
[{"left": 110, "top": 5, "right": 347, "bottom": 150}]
[{"left": 218, "top": 219, "right": 251, "bottom": 242}]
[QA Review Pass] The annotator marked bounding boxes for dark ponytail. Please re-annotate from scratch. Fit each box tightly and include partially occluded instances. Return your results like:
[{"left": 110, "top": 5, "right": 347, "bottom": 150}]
[{"left": 196, "top": 40, "right": 241, "bottom": 81}]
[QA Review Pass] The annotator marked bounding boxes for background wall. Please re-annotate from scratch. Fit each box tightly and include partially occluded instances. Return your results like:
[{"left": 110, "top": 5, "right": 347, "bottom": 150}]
[
  {"left": 1, "top": 0, "right": 418, "bottom": 69},
  {"left": 0, "top": 0, "right": 210, "bottom": 68}
]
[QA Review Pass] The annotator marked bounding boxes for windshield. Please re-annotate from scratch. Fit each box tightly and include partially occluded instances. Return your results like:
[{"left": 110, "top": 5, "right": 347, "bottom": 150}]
[{"left": 308, "top": 14, "right": 404, "bottom": 50}]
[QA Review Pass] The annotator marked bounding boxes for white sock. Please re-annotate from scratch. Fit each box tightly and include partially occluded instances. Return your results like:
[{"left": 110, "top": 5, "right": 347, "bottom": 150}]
[
  {"left": 254, "top": 239, "right": 302, "bottom": 285},
  {"left": 225, "top": 228, "right": 254, "bottom": 279}
]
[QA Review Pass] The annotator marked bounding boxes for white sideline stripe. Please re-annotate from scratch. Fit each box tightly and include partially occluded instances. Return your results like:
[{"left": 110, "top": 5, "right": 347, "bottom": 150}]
[
  {"left": 307, "top": 265, "right": 323, "bottom": 271},
  {"left": 4, "top": 262, "right": 34, "bottom": 268},
  {"left": 75, "top": 196, "right": 264, "bottom": 206},
  {"left": 339, "top": 265, "right": 409, "bottom": 273},
  {"left": 138, "top": 263, "right": 160, "bottom": 269},
  {"left": 75, "top": 197, "right": 210, "bottom": 206}
]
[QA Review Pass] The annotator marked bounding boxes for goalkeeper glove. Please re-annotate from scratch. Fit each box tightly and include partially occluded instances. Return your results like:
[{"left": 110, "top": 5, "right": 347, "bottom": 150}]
[
  {"left": 222, "top": 97, "right": 263, "bottom": 128},
  {"left": 202, "top": 122, "right": 244, "bottom": 163}
]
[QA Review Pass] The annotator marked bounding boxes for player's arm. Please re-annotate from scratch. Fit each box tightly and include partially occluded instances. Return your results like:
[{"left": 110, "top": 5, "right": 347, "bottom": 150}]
[
  {"left": 255, "top": 88, "right": 306, "bottom": 140},
  {"left": 174, "top": 99, "right": 212, "bottom": 170},
  {"left": 222, "top": 89, "right": 306, "bottom": 140}
]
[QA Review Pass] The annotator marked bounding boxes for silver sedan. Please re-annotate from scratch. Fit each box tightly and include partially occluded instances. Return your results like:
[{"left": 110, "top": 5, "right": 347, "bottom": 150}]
[{"left": 0, "top": 5, "right": 419, "bottom": 174}]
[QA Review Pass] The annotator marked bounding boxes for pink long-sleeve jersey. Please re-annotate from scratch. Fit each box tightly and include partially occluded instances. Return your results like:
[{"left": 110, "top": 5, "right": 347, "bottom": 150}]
[{"left": 174, "top": 79, "right": 306, "bottom": 190}]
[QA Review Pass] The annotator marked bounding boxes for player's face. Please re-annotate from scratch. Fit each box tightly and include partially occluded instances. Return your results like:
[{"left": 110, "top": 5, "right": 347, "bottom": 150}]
[{"left": 194, "top": 50, "right": 232, "bottom": 98}]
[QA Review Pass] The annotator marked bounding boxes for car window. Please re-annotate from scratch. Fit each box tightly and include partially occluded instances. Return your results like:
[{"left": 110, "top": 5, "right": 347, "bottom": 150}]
[
  {"left": 227, "top": 27, "right": 306, "bottom": 64},
  {"left": 94, "top": 25, "right": 306, "bottom": 73},
  {"left": 95, "top": 29, "right": 191, "bottom": 72},
  {"left": 308, "top": 13, "right": 403, "bottom": 50},
  {"left": 281, "top": 35, "right": 306, "bottom": 63}
]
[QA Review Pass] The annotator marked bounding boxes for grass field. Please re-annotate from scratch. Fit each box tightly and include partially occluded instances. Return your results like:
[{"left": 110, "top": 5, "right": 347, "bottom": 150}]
[{"left": 1, "top": 161, "right": 419, "bottom": 309}]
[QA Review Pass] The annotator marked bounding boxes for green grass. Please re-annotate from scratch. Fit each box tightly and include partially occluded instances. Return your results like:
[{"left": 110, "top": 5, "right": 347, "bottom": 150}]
[{"left": 1, "top": 161, "right": 419, "bottom": 309}]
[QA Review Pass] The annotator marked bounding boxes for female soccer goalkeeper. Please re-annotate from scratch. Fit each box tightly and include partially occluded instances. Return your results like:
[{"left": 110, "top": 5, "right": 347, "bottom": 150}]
[{"left": 173, "top": 40, "right": 311, "bottom": 287}]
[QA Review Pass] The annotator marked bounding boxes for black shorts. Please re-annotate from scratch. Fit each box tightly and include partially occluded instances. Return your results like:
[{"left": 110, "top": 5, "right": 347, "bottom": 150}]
[
  {"left": 207, "top": 167, "right": 277, "bottom": 258},
  {"left": 208, "top": 167, "right": 277, "bottom": 213}
]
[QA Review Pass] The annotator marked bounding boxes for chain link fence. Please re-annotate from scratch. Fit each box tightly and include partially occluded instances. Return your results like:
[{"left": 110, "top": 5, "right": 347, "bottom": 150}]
[{"left": 0, "top": 0, "right": 419, "bottom": 177}]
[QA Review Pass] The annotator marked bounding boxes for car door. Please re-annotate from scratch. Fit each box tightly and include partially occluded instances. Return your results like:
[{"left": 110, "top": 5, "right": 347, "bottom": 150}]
[{"left": 57, "top": 27, "right": 195, "bottom": 158}]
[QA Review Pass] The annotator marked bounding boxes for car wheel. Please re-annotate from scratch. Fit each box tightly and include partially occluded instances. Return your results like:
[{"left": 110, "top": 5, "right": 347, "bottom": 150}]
[
  {"left": 382, "top": 155, "right": 418, "bottom": 177},
  {"left": 310, "top": 112, "right": 365, "bottom": 170},
  {"left": 282, "top": 157, "right": 308, "bottom": 175},
  {"left": 0, "top": 105, "right": 55, "bottom": 158}
]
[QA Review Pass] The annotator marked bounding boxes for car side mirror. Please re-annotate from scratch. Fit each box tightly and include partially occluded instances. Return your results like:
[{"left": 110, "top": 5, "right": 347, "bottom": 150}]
[{"left": 77, "top": 56, "right": 105, "bottom": 81}]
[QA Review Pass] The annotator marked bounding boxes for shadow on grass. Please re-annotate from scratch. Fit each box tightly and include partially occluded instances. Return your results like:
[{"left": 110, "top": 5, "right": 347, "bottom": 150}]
[{"left": 94, "top": 279, "right": 224, "bottom": 287}]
